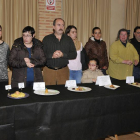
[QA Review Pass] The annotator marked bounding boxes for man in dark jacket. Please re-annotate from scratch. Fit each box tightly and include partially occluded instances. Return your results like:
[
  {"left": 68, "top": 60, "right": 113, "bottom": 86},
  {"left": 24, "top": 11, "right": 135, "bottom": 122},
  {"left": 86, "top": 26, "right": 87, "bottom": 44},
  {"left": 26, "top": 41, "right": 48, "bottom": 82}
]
[
  {"left": 130, "top": 26, "right": 140, "bottom": 79},
  {"left": 42, "top": 18, "right": 77, "bottom": 85},
  {"left": 9, "top": 26, "right": 46, "bottom": 88}
]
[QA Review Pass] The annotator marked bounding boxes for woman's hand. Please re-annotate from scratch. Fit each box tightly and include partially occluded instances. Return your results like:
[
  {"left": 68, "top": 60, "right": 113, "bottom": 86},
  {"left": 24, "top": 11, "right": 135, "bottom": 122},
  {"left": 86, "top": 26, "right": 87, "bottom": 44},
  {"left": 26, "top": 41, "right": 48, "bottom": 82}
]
[
  {"left": 24, "top": 58, "right": 30, "bottom": 63},
  {"left": 102, "top": 66, "right": 107, "bottom": 70},
  {"left": 122, "top": 60, "right": 133, "bottom": 65},
  {"left": 26, "top": 62, "right": 34, "bottom": 68},
  {"left": 134, "top": 60, "right": 139, "bottom": 66}
]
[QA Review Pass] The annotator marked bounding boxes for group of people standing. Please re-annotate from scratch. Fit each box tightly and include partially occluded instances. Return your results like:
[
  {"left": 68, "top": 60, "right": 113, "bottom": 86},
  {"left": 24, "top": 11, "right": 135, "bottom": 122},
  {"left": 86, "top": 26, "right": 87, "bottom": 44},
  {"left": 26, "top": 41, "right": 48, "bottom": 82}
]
[{"left": 0, "top": 18, "right": 140, "bottom": 88}]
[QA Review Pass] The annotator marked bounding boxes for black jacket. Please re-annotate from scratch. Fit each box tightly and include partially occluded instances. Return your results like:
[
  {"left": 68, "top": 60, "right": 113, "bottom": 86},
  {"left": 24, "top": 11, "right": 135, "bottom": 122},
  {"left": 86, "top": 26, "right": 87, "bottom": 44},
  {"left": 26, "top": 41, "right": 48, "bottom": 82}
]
[
  {"left": 9, "top": 37, "right": 46, "bottom": 87},
  {"left": 130, "top": 38, "right": 140, "bottom": 67}
]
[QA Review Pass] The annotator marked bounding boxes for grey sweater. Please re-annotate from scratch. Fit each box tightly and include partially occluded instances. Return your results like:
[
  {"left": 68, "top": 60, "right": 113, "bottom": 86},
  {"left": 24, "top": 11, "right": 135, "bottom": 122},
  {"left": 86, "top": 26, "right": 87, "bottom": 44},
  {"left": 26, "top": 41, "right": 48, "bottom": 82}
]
[
  {"left": 42, "top": 33, "right": 77, "bottom": 68},
  {"left": 0, "top": 41, "right": 10, "bottom": 81}
]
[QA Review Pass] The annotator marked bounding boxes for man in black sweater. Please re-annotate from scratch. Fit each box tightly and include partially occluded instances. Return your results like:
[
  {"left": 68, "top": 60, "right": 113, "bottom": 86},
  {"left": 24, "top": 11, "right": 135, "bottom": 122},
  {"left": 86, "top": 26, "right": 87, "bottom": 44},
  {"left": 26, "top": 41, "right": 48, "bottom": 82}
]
[
  {"left": 42, "top": 18, "right": 77, "bottom": 85},
  {"left": 130, "top": 26, "right": 140, "bottom": 79}
]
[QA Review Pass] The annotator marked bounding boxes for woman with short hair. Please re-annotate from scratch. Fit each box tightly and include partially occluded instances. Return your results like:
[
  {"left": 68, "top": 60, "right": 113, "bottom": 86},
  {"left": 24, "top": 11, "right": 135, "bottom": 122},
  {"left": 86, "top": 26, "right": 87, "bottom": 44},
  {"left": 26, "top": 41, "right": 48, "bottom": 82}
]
[{"left": 107, "top": 28, "right": 139, "bottom": 80}]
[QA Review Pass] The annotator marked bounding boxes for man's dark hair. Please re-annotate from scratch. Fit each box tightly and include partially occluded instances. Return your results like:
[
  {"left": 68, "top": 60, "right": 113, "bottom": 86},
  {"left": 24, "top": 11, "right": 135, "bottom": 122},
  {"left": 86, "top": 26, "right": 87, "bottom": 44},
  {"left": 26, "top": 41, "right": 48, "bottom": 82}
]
[
  {"left": 89, "top": 58, "right": 99, "bottom": 66},
  {"left": 53, "top": 18, "right": 65, "bottom": 26},
  {"left": 134, "top": 26, "right": 140, "bottom": 32},
  {"left": 22, "top": 26, "right": 35, "bottom": 37},
  {"left": 65, "top": 25, "right": 77, "bottom": 35},
  {"left": 92, "top": 27, "right": 101, "bottom": 34}
]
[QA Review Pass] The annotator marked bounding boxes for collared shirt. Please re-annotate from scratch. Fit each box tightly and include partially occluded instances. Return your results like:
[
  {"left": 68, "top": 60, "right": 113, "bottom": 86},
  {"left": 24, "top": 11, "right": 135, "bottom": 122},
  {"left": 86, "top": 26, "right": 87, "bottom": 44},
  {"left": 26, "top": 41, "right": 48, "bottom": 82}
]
[{"left": 42, "top": 33, "right": 77, "bottom": 68}]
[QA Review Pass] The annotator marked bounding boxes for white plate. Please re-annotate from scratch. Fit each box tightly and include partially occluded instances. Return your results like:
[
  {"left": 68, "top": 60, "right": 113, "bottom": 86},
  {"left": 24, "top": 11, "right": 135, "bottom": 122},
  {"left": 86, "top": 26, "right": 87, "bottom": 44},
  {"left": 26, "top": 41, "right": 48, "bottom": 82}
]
[
  {"left": 67, "top": 86, "right": 92, "bottom": 92},
  {"left": 34, "top": 89, "right": 60, "bottom": 95},
  {"left": 104, "top": 85, "right": 120, "bottom": 90},
  {"left": 128, "top": 83, "right": 140, "bottom": 88}
]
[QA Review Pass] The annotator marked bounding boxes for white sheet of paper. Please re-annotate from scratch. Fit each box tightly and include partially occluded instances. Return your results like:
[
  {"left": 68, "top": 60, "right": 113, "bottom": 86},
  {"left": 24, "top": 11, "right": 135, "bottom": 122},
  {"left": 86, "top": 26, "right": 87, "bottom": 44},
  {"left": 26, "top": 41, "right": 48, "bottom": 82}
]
[
  {"left": 96, "top": 75, "right": 112, "bottom": 86},
  {"left": 65, "top": 80, "right": 77, "bottom": 87},
  {"left": 18, "top": 83, "right": 25, "bottom": 89},
  {"left": 5, "top": 85, "right": 12, "bottom": 90},
  {"left": 126, "top": 76, "right": 134, "bottom": 83},
  {"left": 33, "top": 82, "right": 45, "bottom": 90}
]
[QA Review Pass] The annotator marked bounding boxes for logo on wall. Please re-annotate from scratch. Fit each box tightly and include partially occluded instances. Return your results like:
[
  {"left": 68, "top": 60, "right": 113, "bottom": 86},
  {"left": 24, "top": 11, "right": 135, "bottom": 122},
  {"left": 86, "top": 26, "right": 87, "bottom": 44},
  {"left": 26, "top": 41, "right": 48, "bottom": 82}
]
[{"left": 46, "top": 0, "right": 55, "bottom": 11}]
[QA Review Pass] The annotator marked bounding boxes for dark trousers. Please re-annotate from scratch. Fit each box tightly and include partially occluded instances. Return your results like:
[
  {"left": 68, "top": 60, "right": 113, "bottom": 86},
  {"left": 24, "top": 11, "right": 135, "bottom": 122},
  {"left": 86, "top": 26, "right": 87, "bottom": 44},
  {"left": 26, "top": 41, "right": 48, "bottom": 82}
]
[{"left": 133, "top": 66, "right": 140, "bottom": 79}]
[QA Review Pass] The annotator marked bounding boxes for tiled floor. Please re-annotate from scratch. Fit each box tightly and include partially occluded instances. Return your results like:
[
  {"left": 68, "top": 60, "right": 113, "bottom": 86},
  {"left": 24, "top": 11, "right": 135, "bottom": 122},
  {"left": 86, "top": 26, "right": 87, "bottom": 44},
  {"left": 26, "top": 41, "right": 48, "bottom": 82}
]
[{"left": 105, "top": 133, "right": 140, "bottom": 140}]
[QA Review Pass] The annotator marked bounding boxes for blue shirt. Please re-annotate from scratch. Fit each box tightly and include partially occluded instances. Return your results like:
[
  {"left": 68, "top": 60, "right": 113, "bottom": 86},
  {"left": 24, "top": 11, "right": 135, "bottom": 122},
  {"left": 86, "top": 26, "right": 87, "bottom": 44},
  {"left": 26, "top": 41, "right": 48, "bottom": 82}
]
[{"left": 26, "top": 48, "right": 34, "bottom": 82}]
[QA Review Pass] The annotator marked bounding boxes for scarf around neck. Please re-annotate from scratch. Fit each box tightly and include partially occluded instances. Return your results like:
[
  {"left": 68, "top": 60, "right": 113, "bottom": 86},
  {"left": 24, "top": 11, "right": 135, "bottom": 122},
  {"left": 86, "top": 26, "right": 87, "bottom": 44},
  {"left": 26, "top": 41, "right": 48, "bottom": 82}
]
[{"left": 74, "top": 38, "right": 81, "bottom": 51}]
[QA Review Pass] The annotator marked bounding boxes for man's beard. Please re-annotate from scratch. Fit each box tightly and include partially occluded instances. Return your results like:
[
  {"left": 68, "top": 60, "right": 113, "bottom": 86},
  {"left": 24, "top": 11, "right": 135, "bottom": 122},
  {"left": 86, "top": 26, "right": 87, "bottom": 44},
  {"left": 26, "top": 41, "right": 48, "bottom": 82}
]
[{"left": 0, "top": 36, "right": 2, "bottom": 40}]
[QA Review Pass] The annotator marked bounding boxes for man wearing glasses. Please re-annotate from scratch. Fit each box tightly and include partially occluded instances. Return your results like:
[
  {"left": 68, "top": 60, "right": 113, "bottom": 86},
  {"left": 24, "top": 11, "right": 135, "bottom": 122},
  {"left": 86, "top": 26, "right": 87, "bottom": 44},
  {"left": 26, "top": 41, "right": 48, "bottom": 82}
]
[
  {"left": 130, "top": 26, "right": 140, "bottom": 79},
  {"left": 9, "top": 26, "right": 46, "bottom": 87}
]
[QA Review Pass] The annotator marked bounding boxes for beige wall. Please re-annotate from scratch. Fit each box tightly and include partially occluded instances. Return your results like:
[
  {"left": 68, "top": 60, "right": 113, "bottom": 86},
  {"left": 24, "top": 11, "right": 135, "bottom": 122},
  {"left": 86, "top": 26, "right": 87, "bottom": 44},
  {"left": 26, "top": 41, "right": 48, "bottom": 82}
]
[
  {"left": 110, "top": 0, "right": 126, "bottom": 45},
  {"left": 38, "top": 0, "right": 126, "bottom": 46},
  {"left": 9, "top": 0, "right": 127, "bottom": 84},
  {"left": 38, "top": 0, "right": 62, "bottom": 41}
]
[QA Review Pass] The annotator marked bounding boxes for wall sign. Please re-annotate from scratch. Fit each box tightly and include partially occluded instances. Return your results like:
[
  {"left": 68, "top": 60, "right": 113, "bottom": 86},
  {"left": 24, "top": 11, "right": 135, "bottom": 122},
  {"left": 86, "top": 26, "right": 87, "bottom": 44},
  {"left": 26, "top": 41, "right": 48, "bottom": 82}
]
[{"left": 46, "top": 0, "right": 55, "bottom": 11}]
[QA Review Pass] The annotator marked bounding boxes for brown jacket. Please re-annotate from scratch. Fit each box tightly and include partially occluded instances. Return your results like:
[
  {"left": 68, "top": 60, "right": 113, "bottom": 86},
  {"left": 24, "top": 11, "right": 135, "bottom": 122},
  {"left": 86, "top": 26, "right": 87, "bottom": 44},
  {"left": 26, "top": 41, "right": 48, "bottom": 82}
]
[
  {"left": 81, "top": 69, "right": 103, "bottom": 83},
  {"left": 84, "top": 37, "right": 108, "bottom": 69},
  {"left": 9, "top": 37, "right": 46, "bottom": 88}
]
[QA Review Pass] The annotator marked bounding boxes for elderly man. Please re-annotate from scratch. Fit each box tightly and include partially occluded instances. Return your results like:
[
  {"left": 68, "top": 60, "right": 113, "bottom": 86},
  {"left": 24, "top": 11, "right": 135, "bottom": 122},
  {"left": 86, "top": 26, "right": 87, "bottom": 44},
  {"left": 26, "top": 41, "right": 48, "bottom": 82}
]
[
  {"left": 130, "top": 26, "right": 140, "bottom": 79},
  {"left": 42, "top": 18, "right": 77, "bottom": 85}
]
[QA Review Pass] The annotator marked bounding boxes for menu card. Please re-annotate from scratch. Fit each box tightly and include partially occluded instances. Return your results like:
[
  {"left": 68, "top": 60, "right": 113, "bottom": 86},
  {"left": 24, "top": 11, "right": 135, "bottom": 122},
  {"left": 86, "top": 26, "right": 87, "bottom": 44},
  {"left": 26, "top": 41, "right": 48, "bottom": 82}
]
[
  {"left": 65, "top": 80, "right": 77, "bottom": 87},
  {"left": 18, "top": 82, "right": 25, "bottom": 89},
  {"left": 96, "top": 75, "right": 112, "bottom": 86},
  {"left": 33, "top": 82, "right": 45, "bottom": 90},
  {"left": 5, "top": 85, "right": 12, "bottom": 90},
  {"left": 126, "top": 76, "right": 134, "bottom": 83}
]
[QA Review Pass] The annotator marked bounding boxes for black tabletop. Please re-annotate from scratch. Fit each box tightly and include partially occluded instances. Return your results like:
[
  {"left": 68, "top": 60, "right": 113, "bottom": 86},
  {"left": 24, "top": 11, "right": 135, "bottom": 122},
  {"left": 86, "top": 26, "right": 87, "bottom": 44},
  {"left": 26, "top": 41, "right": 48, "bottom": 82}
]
[{"left": 0, "top": 79, "right": 140, "bottom": 140}]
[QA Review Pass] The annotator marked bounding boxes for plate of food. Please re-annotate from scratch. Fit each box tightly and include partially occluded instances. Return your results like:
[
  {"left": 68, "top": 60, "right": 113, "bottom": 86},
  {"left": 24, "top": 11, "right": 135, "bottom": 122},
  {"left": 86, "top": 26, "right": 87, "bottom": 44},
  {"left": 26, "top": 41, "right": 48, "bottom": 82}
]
[
  {"left": 7, "top": 91, "right": 29, "bottom": 99},
  {"left": 67, "top": 86, "right": 92, "bottom": 92},
  {"left": 34, "top": 88, "right": 60, "bottom": 95},
  {"left": 104, "top": 85, "right": 120, "bottom": 90},
  {"left": 129, "top": 82, "right": 140, "bottom": 88}
]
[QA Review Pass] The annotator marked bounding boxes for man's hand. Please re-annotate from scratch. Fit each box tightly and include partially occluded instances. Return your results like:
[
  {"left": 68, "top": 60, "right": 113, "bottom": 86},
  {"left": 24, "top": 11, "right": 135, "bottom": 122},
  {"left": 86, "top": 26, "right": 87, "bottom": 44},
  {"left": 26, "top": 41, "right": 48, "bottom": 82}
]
[{"left": 52, "top": 50, "right": 63, "bottom": 58}]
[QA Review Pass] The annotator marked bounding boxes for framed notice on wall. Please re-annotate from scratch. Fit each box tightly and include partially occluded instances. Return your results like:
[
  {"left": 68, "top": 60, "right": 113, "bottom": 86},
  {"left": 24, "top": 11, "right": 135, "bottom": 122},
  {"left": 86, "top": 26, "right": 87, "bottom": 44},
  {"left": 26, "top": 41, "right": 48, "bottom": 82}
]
[{"left": 46, "top": 0, "right": 55, "bottom": 11}]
